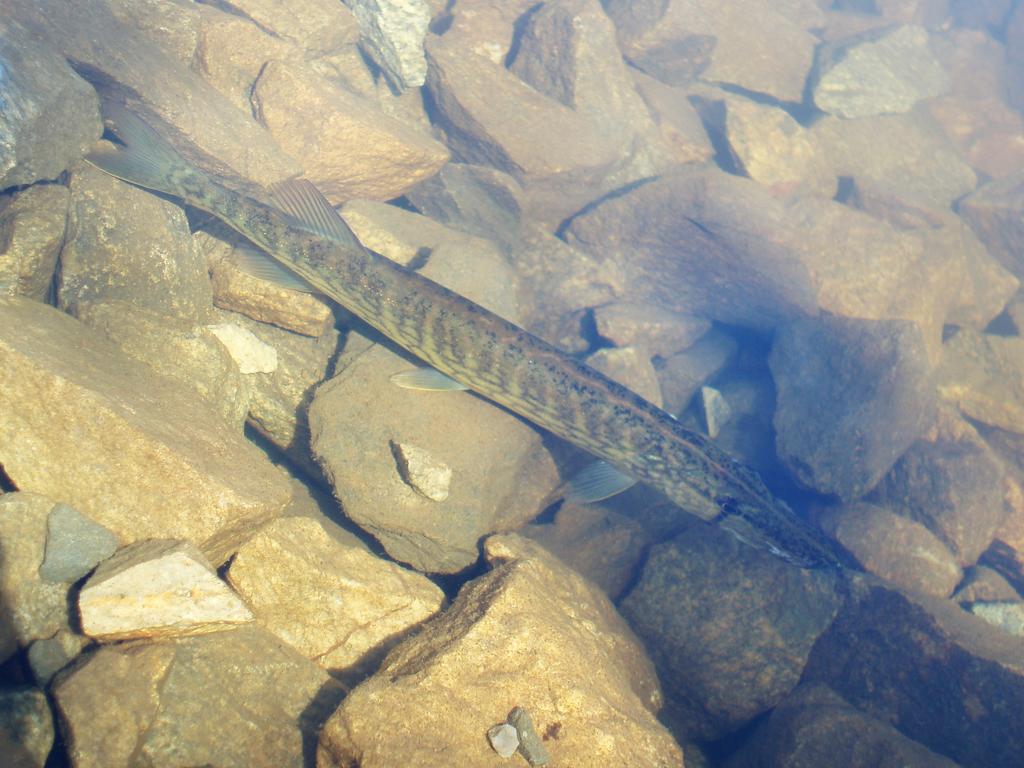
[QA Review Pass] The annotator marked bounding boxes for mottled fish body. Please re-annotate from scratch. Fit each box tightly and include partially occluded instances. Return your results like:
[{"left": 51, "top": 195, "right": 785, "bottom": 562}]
[{"left": 86, "top": 106, "right": 841, "bottom": 569}]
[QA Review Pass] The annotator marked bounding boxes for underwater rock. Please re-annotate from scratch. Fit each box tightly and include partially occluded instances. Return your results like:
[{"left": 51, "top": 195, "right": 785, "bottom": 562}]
[
  {"left": 214, "top": 0, "right": 360, "bottom": 57},
  {"left": 486, "top": 722, "right": 519, "bottom": 759},
  {"left": 26, "top": 625, "right": 90, "bottom": 687},
  {"left": 227, "top": 516, "right": 444, "bottom": 674},
  {"left": 593, "top": 303, "right": 710, "bottom": 360},
  {"left": 653, "top": 328, "right": 738, "bottom": 417},
  {"left": 310, "top": 342, "right": 558, "bottom": 573},
  {"left": 959, "top": 172, "right": 1024, "bottom": 281},
  {"left": 812, "top": 25, "right": 949, "bottom": 119},
  {"left": 391, "top": 442, "right": 453, "bottom": 501},
  {"left": 0, "top": 686, "right": 54, "bottom": 768},
  {"left": 0, "top": 297, "right": 291, "bottom": 565},
  {"left": 317, "top": 535, "right": 681, "bottom": 767},
  {"left": 966, "top": 600, "right": 1024, "bottom": 638},
  {"left": 803, "top": 574, "right": 1024, "bottom": 768},
  {"left": 39, "top": 502, "right": 118, "bottom": 584},
  {"left": 53, "top": 625, "right": 344, "bottom": 768},
  {"left": 251, "top": 59, "right": 448, "bottom": 203},
  {"left": 586, "top": 346, "right": 663, "bottom": 407},
  {"left": 604, "top": 0, "right": 821, "bottom": 103},
  {"left": 818, "top": 502, "right": 962, "bottom": 598},
  {"left": 78, "top": 539, "right": 253, "bottom": 641},
  {"left": 875, "top": 430, "right": 1008, "bottom": 566},
  {"left": 725, "top": 683, "right": 961, "bottom": 768},
  {"left": 0, "top": 494, "right": 71, "bottom": 665},
  {"left": 699, "top": 386, "right": 731, "bottom": 440},
  {"left": 937, "top": 329, "right": 1024, "bottom": 435},
  {"left": 811, "top": 111, "right": 976, "bottom": 211},
  {"left": 507, "top": 705, "right": 550, "bottom": 767},
  {"left": 770, "top": 315, "right": 936, "bottom": 501},
  {"left": 437, "top": 0, "right": 539, "bottom": 64},
  {"left": 953, "top": 566, "right": 1021, "bottom": 604},
  {"left": 0, "top": 184, "right": 69, "bottom": 301},
  {"left": 0, "top": 16, "right": 101, "bottom": 189},
  {"left": 619, "top": 522, "right": 842, "bottom": 741},
  {"left": 630, "top": 71, "right": 715, "bottom": 165},
  {"left": 345, "top": 0, "right": 430, "bottom": 91},
  {"left": 207, "top": 322, "right": 278, "bottom": 375}
]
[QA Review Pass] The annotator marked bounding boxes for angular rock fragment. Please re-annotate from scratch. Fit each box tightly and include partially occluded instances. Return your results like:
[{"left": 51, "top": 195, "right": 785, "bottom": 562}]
[
  {"left": 345, "top": 0, "right": 430, "bottom": 90},
  {"left": 0, "top": 686, "right": 53, "bottom": 768},
  {"left": 0, "top": 298, "right": 291, "bottom": 563},
  {"left": 619, "top": 523, "right": 842, "bottom": 740},
  {"left": 803, "top": 575, "right": 1024, "bottom": 767},
  {"left": 0, "top": 184, "right": 69, "bottom": 301},
  {"left": 960, "top": 172, "right": 1024, "bottom": 280},
  {"left": 954, "top": 566, "right": 1020, "bottom": 604},
  {"left": 770, "top": 315, "right": 936, "bottom": 501},
  {"left": 726, "top": 683, "right": 960, "bottom": 768},
  {"left": 227, "top": 516, "right": 444, "bottom": 673},
  {"left": 654, "top": 328, "right": 738, "bottom": 416},
  {"left": 53, "top": 626, "right": 344, "bottom": 768},
  {"left": 592, "top": 302, "right": 710, "bottom": 360},
  {"left": 27, "top": 625, "right": 90, "bottom": 687},
  {"left": 937, "top": 329, "right": 1024, "bottom": 435},
  {"left": 0, "top": 16, "right": 101, "bottom": 188},
  {"left": 207, "top": 323, "right": 278, "bottom": 375},
  {"left": 818, "top": 503, "right": 962, "bottom": 598},
  {"left": 317, "top": 535, "right": 682, "bottom": 767},
  {"left": 0, "top": 494, "right": 72, "bottom": 664},
  {"left": 967, "top": 601, "right": 1024, "bottom": 638},
  {"left": 586, "top": 346, "right": 663, "bottom": 407},
  {"left": 39, "top": 502, "right": 118, "bottom": 584},
  {"left": 391, "top": 442, "right": 452, "bottom": 502},
  {"left": 78, "top": 539, "right": 253, "bottom": 641},
  {"left": 813, "top": 25, "right": 949, "bottom": 118},
  {"left": 216, "top": 0, "right": 360, "bottom": 56},
  {"left": 630, "top": 72, "right": 714, "bottom": 165}
]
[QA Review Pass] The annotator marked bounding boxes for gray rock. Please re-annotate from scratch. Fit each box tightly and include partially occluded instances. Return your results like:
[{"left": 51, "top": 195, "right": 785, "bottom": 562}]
[
  {"left": 654, "top": 328, "right": 738, "bottom": 417},
  {"left": 26, "top": 626, "right": 90, "bottom": 686},
  {"left": 726, "top": 683, "right": 961, "bottom": 768},
  {"left": 508, "top": 706, "right": 550, "bottom": 767},
  {"left": 0, "top": 686, "right": 53, "bottom": 768},
  {"left": 700, "top": 386, "right": 731, "bottom": 439},
  {"left": 344, "top": 0, "right": 430, "bottom": 91},
  {"left": 619, "top": 523, "right": 842, "bottom": 740},
  {"left": 813, "top": 25, "right": 949, "bottom": 118},
  {"left": 39, "top": 503, "right": 118, "bottom": 583},
  {"left": 0, "top": 184, "right": 69, "bottom": 300},
  {"left": 0, "top": 16, "right": 101, "bottom": 188},
  {"left": 593, "top": 303, "right": 710, "bottom": 360},
  {"left": 487, "top": 723, "right": 519, "bottom": 758},
  {"left": 803, "top": 574, "right": 1024, "bottom": 767},
  {"left": 771, "top": 315, "right": 936, "bottom": 501},
  {"left": 967, "top": 601, "right": 1024, "bottom": 638}
]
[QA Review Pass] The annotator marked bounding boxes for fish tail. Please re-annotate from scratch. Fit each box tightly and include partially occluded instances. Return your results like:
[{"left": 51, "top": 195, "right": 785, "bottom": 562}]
[{"left": 85, "top": 103, "right": 211, "bottom": 202}]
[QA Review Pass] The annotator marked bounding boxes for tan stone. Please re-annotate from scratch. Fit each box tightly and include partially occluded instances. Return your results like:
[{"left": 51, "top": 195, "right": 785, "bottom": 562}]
[
  {"left": 0, "top": 185, "right": 68, "bottom": 301},
  {"left": 593, "top": 302, "right": 711, "bottom": 359},
  {"left": 631, "top": 71, "right": 715, "bottom": 165},
  {"left": 0, "top": 297, "right": 291, "bottom": 564},
  {"left": 252, "top": 60, "right": 449, "bottom": 202},
  {"left": 317, "top": 534, "right": 681, "bottom": 767},
  {"left": 586, "top": 346, "right": 663, "bottom": 407},
  {"left": 227, "top": 516, "right": 445, "bottom": 672},
  {"left": 214, "top": 0, "right": 359, "bottom": 56},
  {"left": 937, "top": 329, "right": 1024, "bottom": 435},
  {"left": 79, "top": 540, "right": 253, "bottom": 641}
]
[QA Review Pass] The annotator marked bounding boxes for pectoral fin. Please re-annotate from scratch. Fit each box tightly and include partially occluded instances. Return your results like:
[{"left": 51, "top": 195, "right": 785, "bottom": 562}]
[
  {"left": 561, "top": 460, "right": 637, "bottom": 504},
  {"left": 390, "top": 367, "right": 470, "bottom": 391}
]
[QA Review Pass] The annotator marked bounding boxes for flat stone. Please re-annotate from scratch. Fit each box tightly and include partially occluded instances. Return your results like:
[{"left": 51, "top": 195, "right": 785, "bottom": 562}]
[
  {"left": 770, "top": 315, "right": 937, "bottom": 500},
  {"left": 251, "top": 59, "right": 448, "bottom": 202},
  {"left": 0, "top": 184, "right": 69, "bottom": 301},
  {"left": 803, "top": 574, "right": 1024, "bottom": 767},
  {"left": 0, "top": 493, "right": 71, "bottom": 664},
  {"left": 813, "top": 25, "right": 949, "bottom": 118},
  {"left": 725, "top": 683, "right": 960, "bottom": 768},
  {"left": 875, "top": 429, "right": 1009, "bottom": 565},
  {"left": 819, "top": 502, "right": 962, "bottom": 597},
  {"left": 0, "top": 686, "right": 53, "bottom": 768},
  {"left": 79, "top": 539, "right": 253, "bottom": 641},
  {"left": 227, "top": 516, "right": 444, "bottom": 673},
  {"left": 0, "top": 298, "right": 291, "bottom": 564},
  {"left": 0, "top": 15, "right": 101, "bottom": 188},
  {"left": 593, "top": 302, "right": 711, "bottom": 359},
  {"left": 317, "top": 535, "right": 681, "bottom": 767},
  {"left": 345, "top": 0, "right": 430, "bottom": 90},
  {"left": 53, "top": 626, "right": 344, "bottom": 768},
  {"left": 619, "top": 523, "right": 842, "bottom": 740},
  {"left": 39, "top": 503, "right": 118, "bottom": 584},
  {"left": 937, "top": 330, "right": 1024, "bottom": 435}
]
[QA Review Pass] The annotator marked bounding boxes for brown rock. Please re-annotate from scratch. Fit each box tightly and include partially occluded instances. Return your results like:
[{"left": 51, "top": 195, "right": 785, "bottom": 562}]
[
  {"left": 619, "top": 523, "right": 843, "bottom": 740},
  {"left": 213, "top": 0, "right": 359, "bottom": 57},
  {"left": 819, "top": 503, "right": 962, "bottom": 597},
  {"left": 960, "top": 173, "right": 1024, "bottom": 281},
  {"left": 438, "top": 0, "right": 540, "bottom": 64},
  {"left": 0, "top": 686, "right": 54, "bottom": 768},
  {"left": 654, "top": 328, "right": 738, "bottom": 416},
  {"left": 593, "top": 302, "right": 711, "bottom": 359},
  {"left": 78, "top": 540, "right": 253, "bottom": 642},
  {"left": 317, "top": 535, "right": 682, "bottom": 767},
  {"left": 604, "top": 0, "right": 821, "bottom": 103},
  {"left": 954, "top": 566, "right": 1021, "bottom": 604},
  {"left": 53, "top": 626, "right": 344, "bottom": 768},
  {"left": 0, "top": 494, "right": 70, "bottom": 664},
  {"left": 0, "top": 185, "right": 69, "bottom": 301},
  {"left": 106, "top": 0, "right": 202, "bottom": 63},
  {"left": 0, "top": 297, "right": 291, "bottom": 565},
  {"left": 309, "top": 342, "right": 558, "bottom": 573},
  {"left": 803, "top": 574, "right": 1024, "bottom": 768},
  {"left": 586, "top": 346, "right": 663, "bottom": 407},
  {"left": 252, "top": 60, "right": 449, "bottom": 202},
  {"left": 726, "top": 683, "right": 961, "bottom": 768},
  {"left": 630, "top": 71, "right": 715, "bottom": 165},
  {"left": 937, "top": 329, "right": 1024, "bottom": 435},
  {"left": 227, "top": 516, "right": 445, "bottom": 674}
]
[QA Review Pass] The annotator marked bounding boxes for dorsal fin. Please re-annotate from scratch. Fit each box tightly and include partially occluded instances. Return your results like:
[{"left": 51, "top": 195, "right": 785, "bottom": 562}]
[{"left": 268, "top": 179, "right": 363, "bottom": 250}]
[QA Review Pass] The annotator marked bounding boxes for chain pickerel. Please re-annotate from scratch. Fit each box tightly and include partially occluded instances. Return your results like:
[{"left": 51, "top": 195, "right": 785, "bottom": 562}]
[{"left": 86, "top": 105, "right": 841, "bottom": 569}]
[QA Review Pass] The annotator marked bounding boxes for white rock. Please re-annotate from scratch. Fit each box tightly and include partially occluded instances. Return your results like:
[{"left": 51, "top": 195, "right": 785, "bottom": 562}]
[
  {"left": 207, "top": 322, "right": 278, "bottom": 374},
  {"left": 487, "top": 723, "right": 520, "bottom": 759},
  {"left": 344, "top": 0, "right": 430, "bottom": 90},
  {"left": 79, "top": 540, "right": 253, "bottom": 641},
  {"left": 392, "top": 441, "right": 453, "bottom": 502}
]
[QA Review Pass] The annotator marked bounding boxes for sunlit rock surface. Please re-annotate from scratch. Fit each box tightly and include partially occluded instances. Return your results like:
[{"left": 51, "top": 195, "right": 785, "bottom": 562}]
[
  {"left": 317, "top": 535, "right": 682, "bottom": 767},
  {"left": 0, "top": 185, "right": 69, "bottom": 300},
  {"left": 0, "top": 298, "right": 291, "bottom": 564},
  {"left": 937, "top": 329, "right": 1024, "bottom": 435}
]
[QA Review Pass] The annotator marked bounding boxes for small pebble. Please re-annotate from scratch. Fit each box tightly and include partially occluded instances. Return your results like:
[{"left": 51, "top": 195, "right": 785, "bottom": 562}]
[
  {"left": 701, "top": 385, "right": 732, "bottom": 439},
  {"left": 508, "top": 706, "right": 550, "bottom": 767},
  {"left": 487, "top": 722, "right": 520, "bottom": 758}
]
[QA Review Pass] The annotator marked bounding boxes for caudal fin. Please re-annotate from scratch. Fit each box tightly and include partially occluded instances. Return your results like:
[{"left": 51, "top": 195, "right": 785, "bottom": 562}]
[{"left": 85, "top": 104, "right": 206, "bottom": 200}]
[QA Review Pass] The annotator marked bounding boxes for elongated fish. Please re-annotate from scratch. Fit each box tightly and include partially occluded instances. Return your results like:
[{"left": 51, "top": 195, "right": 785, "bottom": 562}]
[{"left": 85, "top": 105, "right": 841, "bottom": 569}]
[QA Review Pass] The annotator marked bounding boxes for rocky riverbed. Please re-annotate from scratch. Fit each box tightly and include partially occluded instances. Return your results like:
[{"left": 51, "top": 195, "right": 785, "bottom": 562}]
[{"left": 2, "top": 1, "right": 1024, "bottom": 766}]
